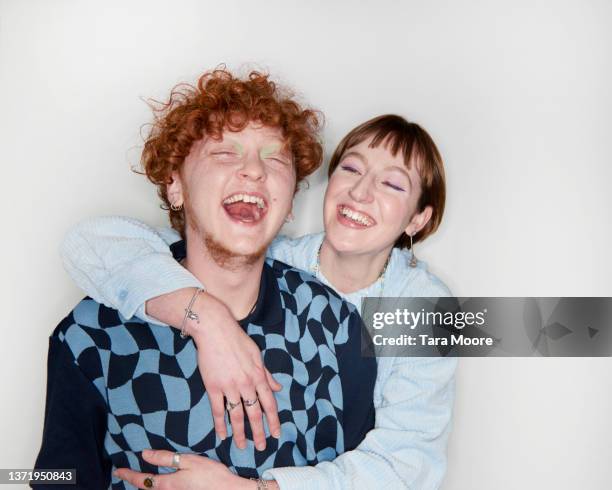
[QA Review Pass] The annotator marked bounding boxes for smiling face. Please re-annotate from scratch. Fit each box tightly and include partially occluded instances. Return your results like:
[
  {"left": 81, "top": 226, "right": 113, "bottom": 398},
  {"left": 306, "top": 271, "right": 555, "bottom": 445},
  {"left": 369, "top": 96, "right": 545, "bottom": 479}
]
[
  {"left": 167, "top": 123, "right": 295, "bottom": 264},
  {"left": 323, "top": 135, "right": 432, "bottom": 257}
]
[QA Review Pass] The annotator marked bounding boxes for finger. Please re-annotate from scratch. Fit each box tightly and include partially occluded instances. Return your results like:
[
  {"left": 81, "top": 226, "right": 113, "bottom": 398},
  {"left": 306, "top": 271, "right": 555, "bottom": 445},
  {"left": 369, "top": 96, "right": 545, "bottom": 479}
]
[
  {"left": 226, "top": 390, "right": 247, "bottom": 449},
  {"left": 142, "top": 449, "right": 188, "bottom": 470},
  {"left": 257, "top": 382, "right": 281, "bottom": 439},
  {"left": 114, "top": 468, "right": 169, "bottom": 490},
  {"left": 265, "top": 367, "right": 282, "bottom": 392},
  {"left": 209, "top": 390, "right": 228, "bottom": 440},
  {"left": 241, "top": 389, "right": 266, "bottom": 451}
]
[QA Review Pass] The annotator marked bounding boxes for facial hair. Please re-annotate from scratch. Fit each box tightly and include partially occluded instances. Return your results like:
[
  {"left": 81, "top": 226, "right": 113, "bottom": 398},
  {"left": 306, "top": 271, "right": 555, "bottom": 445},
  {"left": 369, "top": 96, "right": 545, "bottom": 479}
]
[
  {"left": 184, "top": 206, "right": 267, "bottom": 271},
  {"left": 203, "top": 232, "right": 266, "bottom": 270}
]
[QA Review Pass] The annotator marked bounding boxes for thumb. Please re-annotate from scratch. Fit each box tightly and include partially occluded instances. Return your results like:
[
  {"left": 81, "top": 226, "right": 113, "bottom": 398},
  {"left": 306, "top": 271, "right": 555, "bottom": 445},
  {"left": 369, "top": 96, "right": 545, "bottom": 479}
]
[
  {"left": 265, "top": 368, "right": 282, "bottom": 392},
  {"left": 142, "top": 449, "right": 178, "bottom": 468}
]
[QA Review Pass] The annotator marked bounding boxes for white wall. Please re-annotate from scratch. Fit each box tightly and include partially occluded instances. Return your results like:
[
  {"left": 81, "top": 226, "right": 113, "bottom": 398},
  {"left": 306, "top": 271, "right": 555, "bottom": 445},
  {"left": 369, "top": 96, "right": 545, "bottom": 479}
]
[{"left": 1, "top": 0, "right": 610, "bottom": 488}]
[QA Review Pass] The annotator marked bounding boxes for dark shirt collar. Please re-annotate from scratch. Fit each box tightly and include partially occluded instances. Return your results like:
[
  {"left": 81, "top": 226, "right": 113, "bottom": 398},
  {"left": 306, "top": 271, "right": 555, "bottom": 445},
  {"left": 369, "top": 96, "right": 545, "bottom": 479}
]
[{"left": 170, "top": 240, "right": 283, "bottom": 327}]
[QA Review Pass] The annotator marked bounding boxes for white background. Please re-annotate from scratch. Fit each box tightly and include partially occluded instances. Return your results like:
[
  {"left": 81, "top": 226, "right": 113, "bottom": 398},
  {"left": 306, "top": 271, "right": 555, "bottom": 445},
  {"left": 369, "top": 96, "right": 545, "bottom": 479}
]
[{"left": 1, "top": 0, "right": 611, "bottom": 488}]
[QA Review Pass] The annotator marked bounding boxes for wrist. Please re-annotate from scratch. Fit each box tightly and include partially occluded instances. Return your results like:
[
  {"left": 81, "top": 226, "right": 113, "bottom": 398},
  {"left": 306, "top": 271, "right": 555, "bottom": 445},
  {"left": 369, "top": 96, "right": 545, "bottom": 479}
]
[
  {"left": 179, "top": 287, "right": 204, "bottom": 338},
  {"left": 243, "top": 478, "right": 277, "bottom": 490},
  {"left": 188, "top": 291, "right": 232, "bottom": 340},
  {"left": 235, "top": 476, "right": 259, "bottom": 490}
]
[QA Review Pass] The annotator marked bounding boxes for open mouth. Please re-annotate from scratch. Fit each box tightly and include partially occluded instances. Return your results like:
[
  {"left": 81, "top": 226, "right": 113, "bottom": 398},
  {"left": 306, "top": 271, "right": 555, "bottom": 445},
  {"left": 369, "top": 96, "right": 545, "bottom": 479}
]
[
  {"left": 222, "top": 192, "right": 268, "bottom": 224},
  {"left": 337, "top": 205, "right": 375, "bottom": 228}
]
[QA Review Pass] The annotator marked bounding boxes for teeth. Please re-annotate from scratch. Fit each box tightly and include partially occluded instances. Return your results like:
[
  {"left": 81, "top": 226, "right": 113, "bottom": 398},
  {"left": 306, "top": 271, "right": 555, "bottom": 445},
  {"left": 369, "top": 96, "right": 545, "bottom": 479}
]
[
  {"left": 340, "top": 206, "right": 372, "bottom": 226},
  {"left": 223, "top": 194, "right": 265, "bottom": 209}
]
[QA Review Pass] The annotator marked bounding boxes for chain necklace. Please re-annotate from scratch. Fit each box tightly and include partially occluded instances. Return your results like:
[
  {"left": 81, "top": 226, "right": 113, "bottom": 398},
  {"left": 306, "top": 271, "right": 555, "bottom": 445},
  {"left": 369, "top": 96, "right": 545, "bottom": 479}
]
[{"left": 312, "top": 242, "right": 392, "bottom": 295}]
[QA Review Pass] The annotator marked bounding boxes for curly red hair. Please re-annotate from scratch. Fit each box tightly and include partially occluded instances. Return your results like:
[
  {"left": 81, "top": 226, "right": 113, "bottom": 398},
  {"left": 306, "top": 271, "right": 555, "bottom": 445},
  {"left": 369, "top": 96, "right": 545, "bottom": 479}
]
[{"left": 141, "top": 68, "right": 323, "bottom": 236}]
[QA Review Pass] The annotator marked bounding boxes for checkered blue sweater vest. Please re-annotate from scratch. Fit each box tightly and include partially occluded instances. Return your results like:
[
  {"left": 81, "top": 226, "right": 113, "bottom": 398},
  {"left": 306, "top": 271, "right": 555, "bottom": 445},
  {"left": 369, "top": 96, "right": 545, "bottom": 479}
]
[{"left": 48, "top": 260, "right": 373, "bottom": 486}]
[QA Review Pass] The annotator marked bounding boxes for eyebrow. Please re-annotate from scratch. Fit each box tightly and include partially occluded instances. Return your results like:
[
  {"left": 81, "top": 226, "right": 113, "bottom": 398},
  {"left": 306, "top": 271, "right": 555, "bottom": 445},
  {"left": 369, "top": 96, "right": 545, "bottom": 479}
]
[
  {"left": 342, "top": 150, "right": 413, "bottom": 189},
  {"left": 341, "top": 150, "right": 367, "bottom": 163},
  {"left": 263, "top": 142, "right": 292, "bottom": 160},
  {"left": 218, "top": 139, "right": 244, "bottom": 154},
  {"left": 385, "top": 165, "right": 413, "bottom": 190}
]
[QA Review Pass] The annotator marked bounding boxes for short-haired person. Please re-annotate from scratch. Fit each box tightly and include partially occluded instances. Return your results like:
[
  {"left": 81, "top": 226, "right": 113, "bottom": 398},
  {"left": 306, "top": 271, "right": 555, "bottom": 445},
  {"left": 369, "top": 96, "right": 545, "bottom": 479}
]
[
  {"left": 34, "top": 69, "right": 377, "bottom": 489},
  {"left": 61, "top": 114, "right": 457, "bottom": 488}
]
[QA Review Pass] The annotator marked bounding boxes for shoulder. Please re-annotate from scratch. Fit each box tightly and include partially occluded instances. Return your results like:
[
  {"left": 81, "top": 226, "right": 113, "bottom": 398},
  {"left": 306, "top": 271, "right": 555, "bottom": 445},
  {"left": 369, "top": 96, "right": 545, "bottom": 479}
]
[
  {"left": 50, "top": 299, "right": 124, "bottom": 399},
  {"left": 267, "top": 232, "right": 323, "bottom": 271},
  {"left": 53, "top": 299, "right": 113, "bottom": 349},
  {"left": 266, "top": 258, "right": 357, "bottom": 329},
  {"left": 52, "top": 298, "right": 150, "bottom": 369},
  {"left": 386, "top": 248, "right": 453, "bottom": 297}
]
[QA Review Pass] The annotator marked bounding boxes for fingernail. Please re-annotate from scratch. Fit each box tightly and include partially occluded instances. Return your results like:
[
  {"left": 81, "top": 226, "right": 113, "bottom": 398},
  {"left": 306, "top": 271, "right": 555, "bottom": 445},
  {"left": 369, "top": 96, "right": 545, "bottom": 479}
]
[
  {"left": 273, "top": 429, "right": 281, "bottom": 438},
  {"left": 256, "top": 443, "right": 265, "bottom": 451}
]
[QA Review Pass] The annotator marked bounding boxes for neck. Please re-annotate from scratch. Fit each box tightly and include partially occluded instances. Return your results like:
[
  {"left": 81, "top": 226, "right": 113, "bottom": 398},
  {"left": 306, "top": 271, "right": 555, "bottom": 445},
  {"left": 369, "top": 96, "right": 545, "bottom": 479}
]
[
  {"left": 182, "top": 235, "right": 264, "bottom": 320},
  {"left": 318, "top": 237, "right": 392, "bottom": 294}
]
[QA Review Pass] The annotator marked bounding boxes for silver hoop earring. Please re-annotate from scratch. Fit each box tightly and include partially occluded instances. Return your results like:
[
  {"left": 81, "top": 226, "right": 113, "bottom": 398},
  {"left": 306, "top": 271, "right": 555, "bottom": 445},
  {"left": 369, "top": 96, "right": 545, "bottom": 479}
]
[
  {"left": 409, "top": 233, "right": 417, "bottom": 267},
  {"left": 170, "top": 202, "right": 183, "bottom": 212}
]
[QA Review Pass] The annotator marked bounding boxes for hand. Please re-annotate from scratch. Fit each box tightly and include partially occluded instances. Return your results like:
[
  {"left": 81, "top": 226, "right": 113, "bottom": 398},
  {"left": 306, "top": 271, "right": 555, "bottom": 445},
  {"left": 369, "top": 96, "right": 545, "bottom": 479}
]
[
  {"left": 114, "top": 449, "right": 254, "bottom": 490},
  {"left": 146, "top": 288, "right": 282, "bottom": 450},
  {"left": 192, "top": 293, "right": 282, "bottom": 450}
]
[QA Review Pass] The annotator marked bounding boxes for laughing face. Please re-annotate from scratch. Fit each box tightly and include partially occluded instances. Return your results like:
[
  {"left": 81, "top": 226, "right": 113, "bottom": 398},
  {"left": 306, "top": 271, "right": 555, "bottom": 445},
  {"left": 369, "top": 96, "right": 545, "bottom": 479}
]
[
  {"left": 323, "top": 135, "right": 432, "bottom": 257},
  {"left": 168, "top": 123, "right": 295, "bottom": 265}
]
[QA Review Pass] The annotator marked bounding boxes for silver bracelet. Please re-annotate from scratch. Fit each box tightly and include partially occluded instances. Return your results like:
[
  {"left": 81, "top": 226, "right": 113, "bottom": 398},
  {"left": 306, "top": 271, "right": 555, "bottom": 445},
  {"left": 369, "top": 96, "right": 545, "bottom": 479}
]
[
  {"left": 180, "top": 287, "right": 203, "bottom": 338},
  {"left": 250, "top": 478, "right": 269, "bottom": 490}
]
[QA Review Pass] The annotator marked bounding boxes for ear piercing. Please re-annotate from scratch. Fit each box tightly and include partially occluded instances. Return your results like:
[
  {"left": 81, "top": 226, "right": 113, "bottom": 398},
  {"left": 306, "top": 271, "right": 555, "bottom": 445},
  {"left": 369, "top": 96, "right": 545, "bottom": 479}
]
[{"left": 409, "top": 233, "right": 417, "bottom": 267}]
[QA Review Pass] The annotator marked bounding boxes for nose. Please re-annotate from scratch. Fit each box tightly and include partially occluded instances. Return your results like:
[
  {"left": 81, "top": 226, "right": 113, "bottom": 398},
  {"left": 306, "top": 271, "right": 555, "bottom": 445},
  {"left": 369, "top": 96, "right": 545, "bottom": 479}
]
[
  {"left": 238, "top": 154, "right": 266, "bottom": 182},
  {"left": 348, "top": 174, "right": 374, "bottom": 203}
]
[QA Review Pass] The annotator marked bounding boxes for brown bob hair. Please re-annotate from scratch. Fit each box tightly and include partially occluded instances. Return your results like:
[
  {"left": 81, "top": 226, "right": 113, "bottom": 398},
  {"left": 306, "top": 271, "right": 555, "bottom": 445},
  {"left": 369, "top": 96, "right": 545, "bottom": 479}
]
[
  {"left": 140, "top": 68, "right": 323, "bottom": 237},
  {"left": 327, "top": 114, "right": 446, "bottom": 249}
]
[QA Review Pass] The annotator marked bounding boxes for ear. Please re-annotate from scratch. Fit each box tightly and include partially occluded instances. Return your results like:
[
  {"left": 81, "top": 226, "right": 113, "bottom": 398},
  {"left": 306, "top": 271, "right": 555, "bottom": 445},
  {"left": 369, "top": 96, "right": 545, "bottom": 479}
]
[
  {"left": 404, "top": 205, "right": 433, "bottom": 236},
  {"left": 167, "top": 171, "right": 184, "bottom": 207}
]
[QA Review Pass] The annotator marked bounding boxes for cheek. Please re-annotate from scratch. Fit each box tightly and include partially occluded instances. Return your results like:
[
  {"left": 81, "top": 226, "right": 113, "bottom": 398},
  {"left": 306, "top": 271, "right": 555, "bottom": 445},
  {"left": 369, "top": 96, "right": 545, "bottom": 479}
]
[
  {"left": 183, "top": 168, "right": 223, "bottom": 209},
  {"left": 271, "top": 169, "right": 296, "bottom": 209},
  {"left": 324, "top": 174, "right": 350, "bottom": 205},
  {"left": 380, "top": 195, "right": 414, "bottom": 228},
  {"left": 327, "top": 172, "right": 348, "bottom": 194}
]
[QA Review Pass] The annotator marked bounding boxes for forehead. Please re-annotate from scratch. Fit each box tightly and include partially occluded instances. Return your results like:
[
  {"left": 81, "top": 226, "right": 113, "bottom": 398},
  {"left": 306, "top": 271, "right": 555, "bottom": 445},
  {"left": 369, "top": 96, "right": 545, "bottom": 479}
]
[
  {"left": 212, "top": 123, "right": 286, "bottom": 145},
  {"left": 345, "top": 135, "right": 420, "bottom": 175}
]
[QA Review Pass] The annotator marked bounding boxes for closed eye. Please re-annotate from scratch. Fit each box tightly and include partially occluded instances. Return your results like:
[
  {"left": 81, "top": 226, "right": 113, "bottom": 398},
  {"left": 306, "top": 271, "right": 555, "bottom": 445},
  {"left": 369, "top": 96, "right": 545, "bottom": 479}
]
[
  {"left": 340, "top": 165, "right": 360, "bottom": 174},
  {"left": 383, "top": 181, "right": 405, "bottom": 192},
  {"left": 268, "top": 156, "right": 290, "bottom": 165}
]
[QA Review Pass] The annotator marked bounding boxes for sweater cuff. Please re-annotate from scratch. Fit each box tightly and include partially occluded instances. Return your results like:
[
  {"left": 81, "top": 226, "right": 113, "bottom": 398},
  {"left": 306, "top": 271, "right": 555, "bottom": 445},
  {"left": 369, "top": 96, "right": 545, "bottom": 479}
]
[
  {"left": 102, "top": 252, "right": 203, "bottom": 324},
  {"left": 263, "top": 466, "right": 326, "bottom": 490}
]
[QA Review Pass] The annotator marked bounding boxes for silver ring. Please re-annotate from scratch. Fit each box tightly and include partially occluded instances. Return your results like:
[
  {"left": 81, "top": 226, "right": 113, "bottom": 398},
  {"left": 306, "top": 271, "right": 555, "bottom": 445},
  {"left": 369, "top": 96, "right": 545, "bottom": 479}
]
[
  {"left": 243, "top": 396, "right": 259, "bottom": 407},
  {"left": 226, "top": 399, "right": 240, "bottom": 412},
  {"left": 171, "top": 452, "right": 181, "bottom": 469}
]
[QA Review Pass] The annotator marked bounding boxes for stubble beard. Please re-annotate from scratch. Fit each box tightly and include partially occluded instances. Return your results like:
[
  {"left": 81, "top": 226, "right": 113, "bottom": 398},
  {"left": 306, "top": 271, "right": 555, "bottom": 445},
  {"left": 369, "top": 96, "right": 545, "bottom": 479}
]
[
  {"left": 203, "top": 233, "right": 267, "bottom": 270},
  {"left": 187, "top": 214, "right": 267, "bottom": 271}
]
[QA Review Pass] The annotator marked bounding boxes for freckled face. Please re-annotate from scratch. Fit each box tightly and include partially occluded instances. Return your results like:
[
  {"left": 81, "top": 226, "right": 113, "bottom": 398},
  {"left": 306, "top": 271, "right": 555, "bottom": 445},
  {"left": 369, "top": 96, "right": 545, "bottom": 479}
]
[
  {"left": 172, "top": 124, "right": 295, "bottom": 258},
  {"left": 323, "top": 136, "right": 424, "bottom": 256}
]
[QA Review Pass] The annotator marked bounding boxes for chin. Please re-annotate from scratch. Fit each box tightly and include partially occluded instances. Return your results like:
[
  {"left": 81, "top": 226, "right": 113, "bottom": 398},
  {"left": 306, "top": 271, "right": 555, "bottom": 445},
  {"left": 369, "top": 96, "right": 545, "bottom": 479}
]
[
  {"left": 222, "top": 239, "right": 267, "bottom": 257},
  {"left": 325, "top": 230, "right": 362, "bottom": 254}
]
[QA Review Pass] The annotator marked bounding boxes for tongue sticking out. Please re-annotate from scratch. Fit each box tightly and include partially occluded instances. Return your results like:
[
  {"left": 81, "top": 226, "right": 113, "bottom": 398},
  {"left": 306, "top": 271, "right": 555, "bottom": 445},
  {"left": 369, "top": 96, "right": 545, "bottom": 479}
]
[{"left": 224, "top": 202, "right": 262, "bottom": 222}]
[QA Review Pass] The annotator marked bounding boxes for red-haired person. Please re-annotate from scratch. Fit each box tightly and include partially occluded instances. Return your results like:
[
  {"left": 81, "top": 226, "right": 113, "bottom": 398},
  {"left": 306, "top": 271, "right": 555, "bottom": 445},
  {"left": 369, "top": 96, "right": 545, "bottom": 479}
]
[
  {"left": 60, "top": 103, "right": 456, "bottom": 487},
  {"left": 33, "top": 69, "right": 377, "bottom": 490}
]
